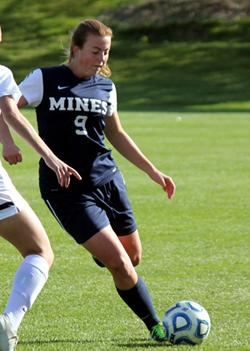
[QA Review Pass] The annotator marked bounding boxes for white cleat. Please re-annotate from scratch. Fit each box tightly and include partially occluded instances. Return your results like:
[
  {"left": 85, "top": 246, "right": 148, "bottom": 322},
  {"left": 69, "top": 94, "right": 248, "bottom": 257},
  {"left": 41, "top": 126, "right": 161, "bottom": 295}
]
[{"left": 0, "top": 315, "right": 18, "bottom": 351}]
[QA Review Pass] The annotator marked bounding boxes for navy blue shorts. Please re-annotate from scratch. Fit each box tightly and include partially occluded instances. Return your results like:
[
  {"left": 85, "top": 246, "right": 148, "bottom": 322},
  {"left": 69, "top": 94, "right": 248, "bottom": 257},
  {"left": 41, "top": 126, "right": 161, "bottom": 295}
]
[{"left": 43, "top": 171, "right": 137, "bottom": 244}]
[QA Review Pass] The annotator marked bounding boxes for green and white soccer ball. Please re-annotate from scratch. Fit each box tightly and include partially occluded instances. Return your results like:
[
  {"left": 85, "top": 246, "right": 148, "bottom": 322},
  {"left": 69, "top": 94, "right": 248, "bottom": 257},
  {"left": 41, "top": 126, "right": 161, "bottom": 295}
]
[{"left": 163, "top": 300, "right": 211, "bottom": 345}]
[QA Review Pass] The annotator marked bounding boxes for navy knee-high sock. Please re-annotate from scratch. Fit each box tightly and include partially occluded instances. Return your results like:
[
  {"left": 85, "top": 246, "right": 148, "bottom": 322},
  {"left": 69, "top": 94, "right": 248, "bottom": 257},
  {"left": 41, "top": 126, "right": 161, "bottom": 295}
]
[{"left": 116, "top": 276, "right": 160, "bottom": 330}]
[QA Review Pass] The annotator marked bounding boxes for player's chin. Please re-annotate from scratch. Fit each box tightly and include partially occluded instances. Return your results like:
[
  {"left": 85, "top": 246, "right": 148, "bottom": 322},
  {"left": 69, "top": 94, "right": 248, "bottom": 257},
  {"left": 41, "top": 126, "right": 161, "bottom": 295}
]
[{"left": 93, "top": 66, "right": 102, "bottom": 74}]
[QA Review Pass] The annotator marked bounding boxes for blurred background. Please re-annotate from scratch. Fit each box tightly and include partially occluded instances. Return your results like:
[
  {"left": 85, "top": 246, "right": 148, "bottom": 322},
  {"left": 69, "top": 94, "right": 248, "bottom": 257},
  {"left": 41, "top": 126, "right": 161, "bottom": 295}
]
[
  {"left": 1, "top": 4, "right": 250, "bottom": 350},
  {"left": 1, "top": 0, "right": 250, "bottom": 111}
]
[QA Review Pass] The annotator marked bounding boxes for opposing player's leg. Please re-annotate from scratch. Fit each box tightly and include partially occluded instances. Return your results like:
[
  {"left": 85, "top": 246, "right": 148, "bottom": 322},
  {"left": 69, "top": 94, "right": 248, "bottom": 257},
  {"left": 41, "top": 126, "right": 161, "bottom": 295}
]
[
  {"left": 0, "top": 206, "right": 53, "bottom": 264},
  {"left": 0, "top": 207, "right": 53, "bottom": 350},
  {"left": 0, "top": 314, "right": 17, "bottom": 351},
  {"left": 83, "top": 225, "right": 166, "bottom": 341}
]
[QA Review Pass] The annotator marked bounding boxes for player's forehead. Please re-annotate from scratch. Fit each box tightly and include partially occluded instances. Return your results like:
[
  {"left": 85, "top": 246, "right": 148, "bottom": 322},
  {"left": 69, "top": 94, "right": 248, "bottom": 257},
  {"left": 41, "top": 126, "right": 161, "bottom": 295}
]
[{"left": 84, "top": 33, "right": 111, "bottom": 50}]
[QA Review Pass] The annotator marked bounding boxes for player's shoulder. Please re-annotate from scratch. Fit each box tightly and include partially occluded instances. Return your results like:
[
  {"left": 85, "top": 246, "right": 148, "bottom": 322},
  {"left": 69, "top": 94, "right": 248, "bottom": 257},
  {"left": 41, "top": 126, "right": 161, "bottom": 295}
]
[
  {"left": 95, "top": 74, "right": 113, "bottom": 84},
  {"left": 0, "top": 65, "right": 17, "bottom": 90},
  {"left": 40, "top": 65, "right": 73, "bottom": 84},
  {"left": 94, "top": 74, "right": 115, "bottom": 91},
  {"left": 40, "top": 65, "right": 65, "bottom": 74}
]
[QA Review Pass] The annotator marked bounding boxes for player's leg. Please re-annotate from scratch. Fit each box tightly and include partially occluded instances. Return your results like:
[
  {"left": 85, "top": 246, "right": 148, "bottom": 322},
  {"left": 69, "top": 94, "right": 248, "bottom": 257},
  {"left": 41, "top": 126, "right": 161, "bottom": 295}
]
[
  {"left": 102, "top": 172, "right": 142, "bottom": 267},
  {"left": 0, "top": 205, "right": 53, "bottom": 264},
  {"left": 92, "top": 230, "right": 141, "bottom": 268},
  {"left": 83, "top": 224, "right": 137, "bottom": 288},
  {"left": 0, "top": 206, "right": 53, "bottom": 342},
  {"left": 83, "top": 225, "right": 165, "bottom": 340},
  {"left": 116, "top": 230, "right": 166, "bottom": 341},
  {"left": 118, "top": 229, "right": 142, "bottom": 267},
  {"left": 44, "top": 189, "right": 166, "bottom": 341}
]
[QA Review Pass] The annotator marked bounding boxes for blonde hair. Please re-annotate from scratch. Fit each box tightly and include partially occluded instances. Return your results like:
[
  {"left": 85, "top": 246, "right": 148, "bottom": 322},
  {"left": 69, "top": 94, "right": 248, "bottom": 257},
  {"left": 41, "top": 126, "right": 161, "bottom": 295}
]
[{"left": 68, "top": 19, "right": 113, "bottom": 77}]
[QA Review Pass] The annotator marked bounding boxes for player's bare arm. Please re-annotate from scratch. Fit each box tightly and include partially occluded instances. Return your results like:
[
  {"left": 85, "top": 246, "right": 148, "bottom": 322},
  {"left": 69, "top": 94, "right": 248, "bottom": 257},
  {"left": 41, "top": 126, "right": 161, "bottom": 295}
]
[
  {"left": 0, "top": 95, "right": 82, "bottom": 187},
  {"left": 104, "top": 111, "right": 176, "bottom": 199},
  {"left": 0, "top": 111, "right": 22, "bottom": 164},
  {"left": 17, "top": 95, "right": 27, "bottom": 108}
]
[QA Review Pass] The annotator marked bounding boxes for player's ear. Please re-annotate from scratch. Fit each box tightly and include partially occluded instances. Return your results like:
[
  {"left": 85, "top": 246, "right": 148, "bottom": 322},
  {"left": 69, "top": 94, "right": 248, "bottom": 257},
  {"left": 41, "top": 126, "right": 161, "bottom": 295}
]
[{"left": 72, "top": 45, "right": 80, "bottom": 58}]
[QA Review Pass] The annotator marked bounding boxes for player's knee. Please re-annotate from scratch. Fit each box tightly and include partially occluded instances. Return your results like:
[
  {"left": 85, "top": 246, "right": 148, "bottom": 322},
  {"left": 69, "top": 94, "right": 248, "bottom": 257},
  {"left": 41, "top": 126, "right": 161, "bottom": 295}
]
[
  {"left": 39, "top": 240, "right": 54, "bottom": 268},
  {"left": 107, "top": 255, "right": 133, "bottom": 277},
  {"left": 42, "top": 247, "right": 54, "bottom": 268},
  {"left": 130, "top": 252, "right": 141, "bottom": 267},
  {"left": 28, "top": 245, "right": 54, "bottom": 268}
]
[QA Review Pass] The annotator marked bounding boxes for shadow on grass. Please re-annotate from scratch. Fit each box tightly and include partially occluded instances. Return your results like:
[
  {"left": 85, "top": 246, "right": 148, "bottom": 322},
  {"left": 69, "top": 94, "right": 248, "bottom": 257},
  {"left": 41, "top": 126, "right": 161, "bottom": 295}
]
[
  {"left": 2, "top": 33, "right": 250, "bottom": 113},
  {"left": 117, "top": 341, "right": 173, "bottom": 348},
  {"left": 19, "top": 338, "right": 94, "bottom": 345},
  {"left": 119, "top": 106, "right": 250, "bottom": 113},
  {"left": 19, "top": 337, "right": 173, "bottom": 348},
  {"left": 111, "top": 40, "right": 250, "bottom": 113}
]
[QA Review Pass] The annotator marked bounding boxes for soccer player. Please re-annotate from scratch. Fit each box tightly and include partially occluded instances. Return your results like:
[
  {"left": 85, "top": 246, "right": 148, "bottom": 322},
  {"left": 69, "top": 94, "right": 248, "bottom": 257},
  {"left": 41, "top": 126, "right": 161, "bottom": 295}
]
[
  {"left": 0, "top": 25, "right": 81, "bottom": 351},
  {"left": 17, "top": 19, "right": 176, "bottom": 342}
]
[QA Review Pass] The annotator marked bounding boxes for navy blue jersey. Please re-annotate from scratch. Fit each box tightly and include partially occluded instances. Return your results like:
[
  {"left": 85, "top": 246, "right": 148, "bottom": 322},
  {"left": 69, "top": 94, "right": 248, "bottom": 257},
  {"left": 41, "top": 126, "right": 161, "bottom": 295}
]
[{"left": 20, "top": 65, "right": 118, "bottom": 195}]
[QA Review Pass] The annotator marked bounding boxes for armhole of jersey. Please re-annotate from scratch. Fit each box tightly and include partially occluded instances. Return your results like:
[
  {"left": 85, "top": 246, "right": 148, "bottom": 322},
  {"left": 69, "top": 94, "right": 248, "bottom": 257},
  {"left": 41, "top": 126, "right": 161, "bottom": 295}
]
[{"left": 107, "top": 83, "right": 117, "bottom": 116}]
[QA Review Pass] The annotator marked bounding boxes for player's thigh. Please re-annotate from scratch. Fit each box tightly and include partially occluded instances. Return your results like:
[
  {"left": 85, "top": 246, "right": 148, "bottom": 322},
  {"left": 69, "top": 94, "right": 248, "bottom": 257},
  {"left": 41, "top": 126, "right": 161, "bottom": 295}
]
[
  {"left": 83, "top": 225, "right": 133, "bottom": 269},
  {"left": 118, "top": 230, "right": 142, "bottom": 266},
  {"left": 0, "top": 206, "right": 53, "bottom": 263},
  {"left": 83, "top": 225, "right": 138, "bottom": 289}
]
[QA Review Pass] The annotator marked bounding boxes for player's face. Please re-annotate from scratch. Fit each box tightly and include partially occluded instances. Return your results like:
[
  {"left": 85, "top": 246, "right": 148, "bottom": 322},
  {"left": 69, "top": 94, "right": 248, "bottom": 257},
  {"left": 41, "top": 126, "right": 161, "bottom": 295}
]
[
  {"left": 0, "top": 27, "right": 2, "bottom": 43},
  {"left": 73, "top": 33, "right": 111, "bottom": 78}
]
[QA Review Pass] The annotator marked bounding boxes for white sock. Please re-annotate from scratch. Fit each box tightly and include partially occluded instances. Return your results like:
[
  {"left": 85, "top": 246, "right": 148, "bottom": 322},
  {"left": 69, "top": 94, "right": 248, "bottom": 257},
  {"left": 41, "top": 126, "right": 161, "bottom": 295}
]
[{"left": 4, "top": 254, "right": 49, "bottom": 331}]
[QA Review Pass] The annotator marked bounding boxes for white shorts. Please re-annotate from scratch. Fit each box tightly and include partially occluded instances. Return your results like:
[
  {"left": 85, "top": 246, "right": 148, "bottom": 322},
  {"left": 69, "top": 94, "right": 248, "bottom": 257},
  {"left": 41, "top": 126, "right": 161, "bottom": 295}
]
[{"left": 0, "top": 162, "right": 29, "bottom": 220}]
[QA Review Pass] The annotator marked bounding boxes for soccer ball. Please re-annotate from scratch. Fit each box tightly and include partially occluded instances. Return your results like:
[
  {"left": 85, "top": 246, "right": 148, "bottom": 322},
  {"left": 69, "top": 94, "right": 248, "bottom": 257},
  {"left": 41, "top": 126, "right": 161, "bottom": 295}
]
[{"left": 163, "top": 300, "right": 211, "bottom": 345}]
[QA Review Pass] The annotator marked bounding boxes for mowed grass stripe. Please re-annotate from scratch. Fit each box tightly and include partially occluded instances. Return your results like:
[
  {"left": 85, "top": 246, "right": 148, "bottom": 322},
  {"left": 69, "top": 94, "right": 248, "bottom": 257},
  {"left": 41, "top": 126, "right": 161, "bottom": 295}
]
[{"left": 0, "top": 109, "right": 249, "bottom": 350}]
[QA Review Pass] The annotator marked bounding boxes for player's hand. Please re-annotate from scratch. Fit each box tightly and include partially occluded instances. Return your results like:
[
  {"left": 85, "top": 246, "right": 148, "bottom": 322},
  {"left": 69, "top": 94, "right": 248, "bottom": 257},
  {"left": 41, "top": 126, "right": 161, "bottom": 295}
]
[
  {"left": 2, "top": 143, "right": 22, "bottom": 165},
  {"left": 148, "top": 169, "right": 176, "bottom": 199},
  {"left": 163, "top": 174, "right": 176, "bottom": 199},
  {"left": 43, "top": 155, "right": 82, "bottom": 188}
]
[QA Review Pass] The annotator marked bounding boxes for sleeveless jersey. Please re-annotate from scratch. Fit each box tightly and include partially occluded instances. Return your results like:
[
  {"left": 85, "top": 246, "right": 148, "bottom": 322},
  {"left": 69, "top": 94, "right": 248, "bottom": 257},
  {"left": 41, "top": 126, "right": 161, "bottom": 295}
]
[{"left": 19, "top": 65, "right": 118, "bottom": 195}]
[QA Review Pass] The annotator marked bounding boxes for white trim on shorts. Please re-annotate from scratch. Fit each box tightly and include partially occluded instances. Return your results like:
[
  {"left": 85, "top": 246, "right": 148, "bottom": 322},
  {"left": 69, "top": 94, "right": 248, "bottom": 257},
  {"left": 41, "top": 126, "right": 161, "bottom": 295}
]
[
  {"left": 0, "top": 202, "right": 20, "bottom": 219},
  {"left": 0, "top": 163, "right": 28, "bottom": 220},
  {"left": 45, "top": 199, "right": 66, "bottom": 230}
]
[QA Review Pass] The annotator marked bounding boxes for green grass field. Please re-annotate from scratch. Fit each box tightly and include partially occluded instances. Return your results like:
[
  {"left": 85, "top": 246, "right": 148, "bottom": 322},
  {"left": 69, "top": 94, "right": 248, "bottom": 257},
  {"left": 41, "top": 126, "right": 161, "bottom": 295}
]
[
  {"left": 1, "top": 0, "right": 250, "bottom": 349},
  {"left": 0, "top": 108, "right": 249, "bottom": 351}
]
